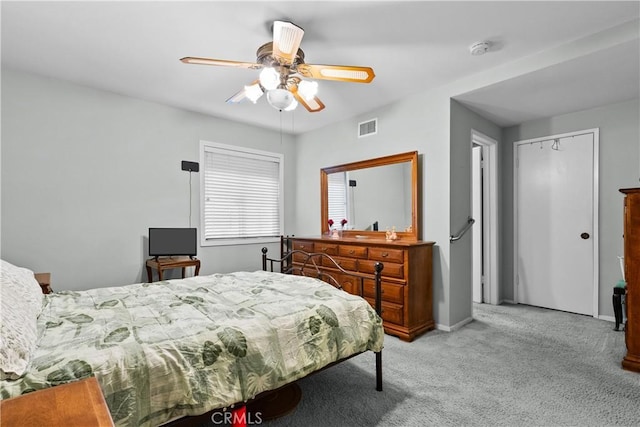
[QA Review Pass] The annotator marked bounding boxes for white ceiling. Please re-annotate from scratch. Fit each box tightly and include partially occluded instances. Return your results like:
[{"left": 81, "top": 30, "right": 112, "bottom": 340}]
[
  {"left": 2, "top": 1, "right": 639, "bottom": 134},
  {"left": 455, "top": 38, "right": 640, "bottom": 127}
]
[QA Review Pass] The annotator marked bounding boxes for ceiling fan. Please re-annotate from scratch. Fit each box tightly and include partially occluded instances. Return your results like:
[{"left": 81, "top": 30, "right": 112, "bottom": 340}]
[{"left": 180, "top": 20, "right": 375, "bottom": 113}]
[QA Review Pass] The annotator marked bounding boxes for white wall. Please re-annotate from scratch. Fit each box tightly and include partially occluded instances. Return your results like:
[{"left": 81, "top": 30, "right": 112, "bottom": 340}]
[
  {"left": 1, "top": 69, "right": 296, "bottom": 290},
  {"left": 449, "top": 100, "right": 501, "bottom": 326},
  {"left": 293, "top": 90, "right": 453, "bottom": 326},
  {"left": 501, "top": 99, "right": 640, "bottom": 317}
]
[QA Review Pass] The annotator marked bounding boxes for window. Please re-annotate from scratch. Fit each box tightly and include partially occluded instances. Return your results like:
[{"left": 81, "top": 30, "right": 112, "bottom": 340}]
[
  {"left": 200, "top": 141, "right": 283, "bottom": 246},
  {"left": 327, "top": 171, "right": 348, "bottom": 226}
]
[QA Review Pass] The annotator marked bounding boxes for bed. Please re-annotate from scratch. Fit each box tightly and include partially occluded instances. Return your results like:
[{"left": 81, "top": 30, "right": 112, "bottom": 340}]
[{"left": 0, "top": 248, "right": 384, "bottom": 426}]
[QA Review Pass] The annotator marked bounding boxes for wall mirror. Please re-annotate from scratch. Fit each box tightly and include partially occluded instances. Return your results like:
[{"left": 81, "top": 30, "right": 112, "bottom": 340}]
[{"left": 320, "top": 151, "right": 419, "bottom": 241}]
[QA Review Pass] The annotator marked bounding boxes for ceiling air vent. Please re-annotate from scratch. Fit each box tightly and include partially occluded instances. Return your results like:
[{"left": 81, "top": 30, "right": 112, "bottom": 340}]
[{"left": 358, "top": 118, "right": 377, "bottom": 138}]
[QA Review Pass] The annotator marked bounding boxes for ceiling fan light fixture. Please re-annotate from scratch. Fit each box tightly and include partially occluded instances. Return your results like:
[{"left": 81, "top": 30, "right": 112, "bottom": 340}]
[
  {"left": 284, "top": 98, "right": 298, "bottom": 112},
  {"left": 298, "top": 80, "right": 318, "bottom": 101},
  {"left": 244, "top": 83, "right": 264, "bottom": 103},
  {"left": 259, "top": 67, "right": 280, "bottom": 90},
  {"left": 266, "top": 88, "right": 296, "bottom": 111}
]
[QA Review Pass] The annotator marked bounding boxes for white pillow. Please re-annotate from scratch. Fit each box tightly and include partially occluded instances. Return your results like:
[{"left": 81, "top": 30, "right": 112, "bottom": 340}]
[{"left": 0, "top": 259, "right": 44, "bottom": 379}]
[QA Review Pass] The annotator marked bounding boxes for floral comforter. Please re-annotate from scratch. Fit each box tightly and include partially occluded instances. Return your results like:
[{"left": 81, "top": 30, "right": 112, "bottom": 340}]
[{"left": 0, "top": 271, "right": 384, "bottom": 426}]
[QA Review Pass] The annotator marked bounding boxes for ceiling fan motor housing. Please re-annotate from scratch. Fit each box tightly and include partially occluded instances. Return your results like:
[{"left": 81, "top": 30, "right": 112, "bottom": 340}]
[{"left": 256, "top": 42, "right": 305, "bottom": 68}]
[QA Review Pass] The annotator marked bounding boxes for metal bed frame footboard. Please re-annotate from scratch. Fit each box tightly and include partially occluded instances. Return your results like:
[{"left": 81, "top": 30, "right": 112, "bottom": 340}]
[
  {"left": 261, "top": 246, "right": 384, "bottom": 392},
  {"left": 164, "top": 247, "right": 384, "bottom": 426}
]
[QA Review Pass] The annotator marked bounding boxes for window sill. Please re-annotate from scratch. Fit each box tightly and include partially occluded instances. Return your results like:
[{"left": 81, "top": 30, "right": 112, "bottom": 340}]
[{"left": 201, "top": 236, "right": 281, "bottom": 247}]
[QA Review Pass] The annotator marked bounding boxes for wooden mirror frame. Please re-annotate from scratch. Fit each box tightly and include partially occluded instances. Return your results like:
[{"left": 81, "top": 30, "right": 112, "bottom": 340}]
[{"left": 320, "top": 151, "right": 419, "bottom": 241}]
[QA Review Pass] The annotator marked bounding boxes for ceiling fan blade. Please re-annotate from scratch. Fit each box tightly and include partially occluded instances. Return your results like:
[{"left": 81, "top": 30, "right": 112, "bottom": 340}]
[
  {"left": 297, "top": 64, "right": 375, "bottom": 83},
  {"left": 299, "top": 95, "right": 325, "bottom": 113},
  {"left": 290, "top": 84, "right": 325, "bottom": 112},
  {"left": 226, "top": 80, "right": 263, "bottom": 104},
  {"left": 226, "top": 88, "right": 248, "bottom": 104},
  {"left": 180, "top": 57, "right": 262, "bottom": 70},
  {"left": 272, "top": 21, "right": 304, "bottom": 65}
]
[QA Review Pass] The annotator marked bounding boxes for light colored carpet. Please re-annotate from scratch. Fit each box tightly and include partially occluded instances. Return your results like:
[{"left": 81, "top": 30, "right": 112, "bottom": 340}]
[{"left": 263, "top": 303, "right": 640, "bottom": 426}]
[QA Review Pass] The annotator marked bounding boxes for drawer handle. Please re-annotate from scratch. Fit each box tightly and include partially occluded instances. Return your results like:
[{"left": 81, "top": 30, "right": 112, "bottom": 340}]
[
  {"left": 321, "top": 247, "right": 327, "bottom": 252},
  {"left": 300, "top": 245, "right": 306, "bottom": 249},
  {"left": 382, "top": 252, "right": 389, "bottom": 258},
  {"left": 349, "top": 249, "right": 355, "bottom": 254}
]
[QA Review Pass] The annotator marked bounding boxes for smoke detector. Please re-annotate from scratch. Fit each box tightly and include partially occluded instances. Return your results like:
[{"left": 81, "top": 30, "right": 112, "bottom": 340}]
[{"left": 469, "top": 41, "right": 490, "bottom": 56}]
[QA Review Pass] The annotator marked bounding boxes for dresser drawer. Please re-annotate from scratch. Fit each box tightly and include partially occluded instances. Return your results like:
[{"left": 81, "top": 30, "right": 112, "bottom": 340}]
[
  {"left": 292, "top": 240, "right": 314, "bottom": 252},
  {"left": 339, "top": 245, "right": 368, "bottom": 259},
  {"left": 291, "top": 265, "right": 319, "bottom": 277},
  {"left": 316, "top": 271, "right": 343, "bottom": 288},
  {"left": 363, "top": 279, "right": 404, "bottom": 305},
  {"left": 322, "top": 256, "right": 357, "bottom": 271},
  {"left": 359, "top": 260, "right": 404, "bottom": 279},
  {"left": 292, "top": 252, "right": 323, "bottom": 264},
  {"left": 338, "top": 274, "right": 363, "bottom": 296},
  {"left": 366, "top": 298, "right": 403, "bottom": 325},
  {"left": 368, "top": 247, "right": 405, "bottom": 263},
  {"left": 314, "top": 242, "right": 338, "bottom": 256}
]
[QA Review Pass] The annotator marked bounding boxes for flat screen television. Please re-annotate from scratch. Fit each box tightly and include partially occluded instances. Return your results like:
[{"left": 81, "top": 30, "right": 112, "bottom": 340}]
[{"left": 148, "top": 228, "right": 197, "bottom": 257}]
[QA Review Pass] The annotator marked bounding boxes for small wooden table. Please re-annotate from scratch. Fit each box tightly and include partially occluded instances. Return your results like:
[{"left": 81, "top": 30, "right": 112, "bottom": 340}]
[
  {"left": 0, "top": 377, "right": 114, "bottom": 427},
  {"left": 146, "top": 257, "right": 201, "bottom": 282}
]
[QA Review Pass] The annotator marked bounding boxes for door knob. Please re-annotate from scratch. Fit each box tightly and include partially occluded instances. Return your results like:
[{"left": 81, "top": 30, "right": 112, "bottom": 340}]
[{"left": 581, "top": 232, "right": 590, "bottom": 240}]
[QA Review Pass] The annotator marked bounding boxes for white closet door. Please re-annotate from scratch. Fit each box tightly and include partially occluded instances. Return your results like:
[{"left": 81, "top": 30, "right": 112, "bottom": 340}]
[{"left": 516, "top": 132, "right": 595, "bottom": 315}]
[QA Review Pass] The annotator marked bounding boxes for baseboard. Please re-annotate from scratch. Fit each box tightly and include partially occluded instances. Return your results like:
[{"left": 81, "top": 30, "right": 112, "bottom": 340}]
[
  {"left": 436, "top": 316, "right": 473, "bottom": 332},
  {"left": 497, "top": 303, "right": 617, "bottom": 323},
  {"left": 598, "top": 314, "right": 615, "bottom": 323}
]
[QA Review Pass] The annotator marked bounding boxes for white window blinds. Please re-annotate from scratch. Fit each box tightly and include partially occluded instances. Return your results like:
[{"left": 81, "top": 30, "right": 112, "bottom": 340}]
[
  {"left": 201, "top": 141, "right": 283, "bottom": 244},
  {"left": 327, "top": 171, "right": 348, "bottom": 225}
]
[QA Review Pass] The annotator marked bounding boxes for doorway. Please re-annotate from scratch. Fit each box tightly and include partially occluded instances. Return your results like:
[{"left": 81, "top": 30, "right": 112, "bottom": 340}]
[
  {"left": 514, "top": 129, "right": 599, "bottom": 316},
  {"left": 471, "top": 130, "right": 499, "bottom": 305}
]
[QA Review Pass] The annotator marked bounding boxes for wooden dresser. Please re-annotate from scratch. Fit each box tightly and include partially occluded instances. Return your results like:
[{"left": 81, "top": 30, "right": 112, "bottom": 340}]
[
  {"left": 289, "top": 236, "right": 435, "bottom": 341},
  {"left": 620, "top": 188, "right": 640, "bottom": 372}
]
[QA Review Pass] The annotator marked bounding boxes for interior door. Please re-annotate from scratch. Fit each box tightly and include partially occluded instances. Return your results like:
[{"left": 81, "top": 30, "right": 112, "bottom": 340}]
[
  {"left": 472, "top": 145, "right": 483, "bottom": 303},
  {"left": 515, "top": 131, "right": 596, "bottom": 315}
]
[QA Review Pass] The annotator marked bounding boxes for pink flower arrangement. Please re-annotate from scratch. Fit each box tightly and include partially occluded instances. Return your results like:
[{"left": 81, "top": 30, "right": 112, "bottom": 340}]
[
  {"left": 328, "top": 219, "right": 334, "bottom": 229},
  {"left": 341, "top": 218, "right": 348, "bottom": 227}
]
